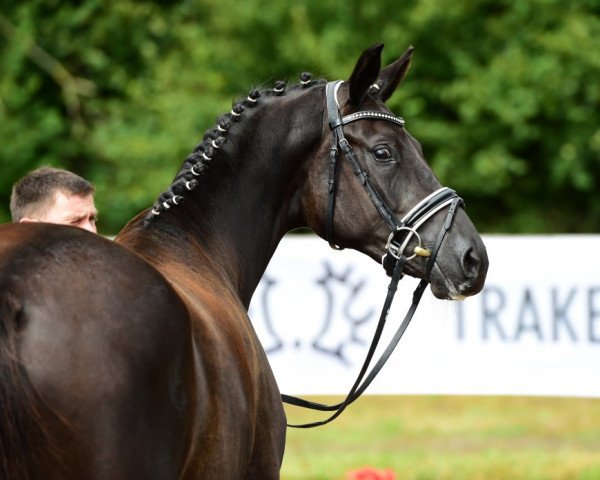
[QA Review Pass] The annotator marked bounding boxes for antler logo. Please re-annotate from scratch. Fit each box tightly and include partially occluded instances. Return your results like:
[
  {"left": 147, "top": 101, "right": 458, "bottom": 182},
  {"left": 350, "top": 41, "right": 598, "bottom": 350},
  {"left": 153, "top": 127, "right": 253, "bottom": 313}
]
[{"left": 250, "top": 260, "right": 375, "bottom": 366}]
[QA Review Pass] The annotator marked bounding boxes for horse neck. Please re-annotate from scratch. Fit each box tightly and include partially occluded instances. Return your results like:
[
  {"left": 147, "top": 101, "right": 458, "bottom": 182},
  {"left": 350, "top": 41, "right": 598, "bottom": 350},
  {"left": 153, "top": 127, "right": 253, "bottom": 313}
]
[{"left": 118, "top": 86, "right": 326, "bottom": 307}]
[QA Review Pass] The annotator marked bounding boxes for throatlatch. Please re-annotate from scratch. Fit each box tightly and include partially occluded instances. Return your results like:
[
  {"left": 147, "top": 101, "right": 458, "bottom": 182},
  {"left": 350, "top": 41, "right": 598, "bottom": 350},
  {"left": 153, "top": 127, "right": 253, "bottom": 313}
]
[{"left": 283, "top": 81, "right": 464, "bottom": 427}]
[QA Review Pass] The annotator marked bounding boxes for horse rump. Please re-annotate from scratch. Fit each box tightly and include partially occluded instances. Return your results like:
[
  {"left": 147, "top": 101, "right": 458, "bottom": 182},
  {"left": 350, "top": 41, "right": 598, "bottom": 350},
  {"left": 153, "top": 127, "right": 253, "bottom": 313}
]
[{"left": 0, "top": 290, "right": 59, "bottom": 480}]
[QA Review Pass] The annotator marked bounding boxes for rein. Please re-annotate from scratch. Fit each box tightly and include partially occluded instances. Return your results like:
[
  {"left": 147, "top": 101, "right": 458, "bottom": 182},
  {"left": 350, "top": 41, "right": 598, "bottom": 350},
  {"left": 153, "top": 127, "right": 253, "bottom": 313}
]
[{"left": 282, "top": 81, "right": 464, "bottom": 428}]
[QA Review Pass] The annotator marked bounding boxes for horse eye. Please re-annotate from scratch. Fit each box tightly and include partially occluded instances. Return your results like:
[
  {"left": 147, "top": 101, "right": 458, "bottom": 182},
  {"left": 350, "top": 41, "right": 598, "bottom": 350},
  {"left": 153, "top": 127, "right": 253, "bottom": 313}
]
[{"left": 373, "top": 145, "right": 393, "bottom": 162}]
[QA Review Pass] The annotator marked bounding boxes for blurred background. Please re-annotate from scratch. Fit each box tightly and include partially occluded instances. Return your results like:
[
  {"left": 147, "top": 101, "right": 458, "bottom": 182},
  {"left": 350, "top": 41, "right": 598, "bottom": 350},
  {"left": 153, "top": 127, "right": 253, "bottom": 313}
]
[
  {"left": 2, "top": 2, "right": 600, "bottom": 479},
  {"left": 1, "top": 0, "right": 599, "bottom": 234}
]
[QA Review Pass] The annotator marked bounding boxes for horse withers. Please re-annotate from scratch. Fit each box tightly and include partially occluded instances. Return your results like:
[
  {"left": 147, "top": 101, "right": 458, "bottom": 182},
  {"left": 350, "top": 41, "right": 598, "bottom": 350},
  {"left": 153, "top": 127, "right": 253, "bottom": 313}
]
[{"left": 0, "top": 44, "right": 488, "bottom": 479}]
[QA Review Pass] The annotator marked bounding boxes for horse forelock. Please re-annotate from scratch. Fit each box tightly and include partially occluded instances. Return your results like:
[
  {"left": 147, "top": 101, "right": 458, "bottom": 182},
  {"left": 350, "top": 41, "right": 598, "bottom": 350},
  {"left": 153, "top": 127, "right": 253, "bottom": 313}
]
[{"left": 144, "top": 73, "right": 327, "bottom": 225}]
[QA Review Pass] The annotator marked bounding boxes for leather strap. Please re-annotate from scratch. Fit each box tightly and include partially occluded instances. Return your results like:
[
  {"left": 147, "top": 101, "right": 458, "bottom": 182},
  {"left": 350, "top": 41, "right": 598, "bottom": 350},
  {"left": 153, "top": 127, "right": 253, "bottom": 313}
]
[
  {"left": 325, "top": 82, "right": 342, "bottom": 249},
  {"left": 284, "top": 255, "right": 407, "bottom": 427},
  {"left": 325, "top": 81, "right": 403, "bottom": 248},
  {"left": 284, "top": 194, "right": 463, "bottom": 428},
  {"left": 283, "top": 81, "right": 465, "bottom": 427}
]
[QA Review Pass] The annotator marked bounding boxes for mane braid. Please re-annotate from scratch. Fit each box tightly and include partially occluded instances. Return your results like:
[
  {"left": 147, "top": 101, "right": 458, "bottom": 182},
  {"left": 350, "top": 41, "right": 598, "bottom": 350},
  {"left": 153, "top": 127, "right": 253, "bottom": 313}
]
[{"left": 144, "top": 73, "right": 325, "bottom": 224}]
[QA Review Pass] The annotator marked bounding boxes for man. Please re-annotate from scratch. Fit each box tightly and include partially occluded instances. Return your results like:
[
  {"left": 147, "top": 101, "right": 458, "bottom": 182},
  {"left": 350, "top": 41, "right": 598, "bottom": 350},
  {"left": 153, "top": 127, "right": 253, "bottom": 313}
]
[{"left": 10, "top": 166, "right": 98, "bottom": 233}]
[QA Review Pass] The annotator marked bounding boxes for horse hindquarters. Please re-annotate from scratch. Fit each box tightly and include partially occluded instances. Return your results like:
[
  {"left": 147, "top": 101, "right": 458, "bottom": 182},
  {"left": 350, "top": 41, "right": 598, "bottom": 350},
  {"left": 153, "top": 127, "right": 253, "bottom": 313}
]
[
  {"left": 0, "top": 224, "right": 195, "bottom": 479},
  {"left": 0, "top": 291, "right": 40, "bottom": 480}
]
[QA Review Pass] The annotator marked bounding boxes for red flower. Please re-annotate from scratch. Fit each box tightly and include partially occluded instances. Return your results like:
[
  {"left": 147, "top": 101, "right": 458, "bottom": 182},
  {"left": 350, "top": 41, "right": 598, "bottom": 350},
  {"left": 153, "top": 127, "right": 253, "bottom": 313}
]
[{"left": 346, "top": 466, "right": 396, "bottom": 480}]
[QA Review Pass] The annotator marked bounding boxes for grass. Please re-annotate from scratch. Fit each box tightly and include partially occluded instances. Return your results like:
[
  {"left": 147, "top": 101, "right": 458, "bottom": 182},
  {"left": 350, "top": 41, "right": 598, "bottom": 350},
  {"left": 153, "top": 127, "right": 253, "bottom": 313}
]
[{"left": 281, "top": 396, "right": 600, "bottom": 480}]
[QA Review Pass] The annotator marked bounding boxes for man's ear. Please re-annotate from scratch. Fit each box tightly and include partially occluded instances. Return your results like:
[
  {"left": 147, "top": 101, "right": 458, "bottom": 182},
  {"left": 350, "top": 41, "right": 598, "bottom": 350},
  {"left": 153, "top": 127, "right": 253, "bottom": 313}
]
[{"left": 19, "top": 217, "right": 39, "bottom": 224}]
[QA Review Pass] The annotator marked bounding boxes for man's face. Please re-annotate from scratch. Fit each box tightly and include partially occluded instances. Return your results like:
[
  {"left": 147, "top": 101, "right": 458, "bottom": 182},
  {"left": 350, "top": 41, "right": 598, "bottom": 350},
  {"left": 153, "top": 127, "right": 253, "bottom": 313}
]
[{"left": 23, "top": 191, "right": 98, "bottom": 233}]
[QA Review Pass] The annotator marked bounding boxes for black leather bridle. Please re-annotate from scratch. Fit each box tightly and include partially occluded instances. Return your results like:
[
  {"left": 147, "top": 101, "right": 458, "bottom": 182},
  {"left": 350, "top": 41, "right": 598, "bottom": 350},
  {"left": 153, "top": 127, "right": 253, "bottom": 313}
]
[{"left": 282, "top": 81, "right": 464, "bottom": 427}]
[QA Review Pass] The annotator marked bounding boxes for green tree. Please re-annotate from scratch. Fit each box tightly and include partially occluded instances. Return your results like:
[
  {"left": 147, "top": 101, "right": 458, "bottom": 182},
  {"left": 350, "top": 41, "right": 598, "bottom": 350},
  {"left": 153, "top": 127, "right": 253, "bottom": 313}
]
[
  {"left": 397, "top": 0, "right": 600, "bottom": 232},
  {"left": 1, "top": 0, "right": 599, "bottom": 234}
]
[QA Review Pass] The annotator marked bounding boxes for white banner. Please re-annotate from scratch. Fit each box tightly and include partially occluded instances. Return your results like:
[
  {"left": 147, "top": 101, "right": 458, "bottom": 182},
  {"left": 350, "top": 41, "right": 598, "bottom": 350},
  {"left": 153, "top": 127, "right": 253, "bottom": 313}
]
[{"left": 249, "top": 234, "right": 600, "bottom": 397}]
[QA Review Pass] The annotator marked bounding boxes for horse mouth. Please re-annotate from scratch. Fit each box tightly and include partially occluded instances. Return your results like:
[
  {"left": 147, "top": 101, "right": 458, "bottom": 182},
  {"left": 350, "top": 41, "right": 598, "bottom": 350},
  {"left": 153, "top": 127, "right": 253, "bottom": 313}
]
[
  {"left": 449, "top": 293, "right": 467, "bottom": 301},
  {"left": 429, "top": 260, "right": 485, "bottom": 300},
  {"left": 402, "top": 258, "right": 482, "bottom": 301}
]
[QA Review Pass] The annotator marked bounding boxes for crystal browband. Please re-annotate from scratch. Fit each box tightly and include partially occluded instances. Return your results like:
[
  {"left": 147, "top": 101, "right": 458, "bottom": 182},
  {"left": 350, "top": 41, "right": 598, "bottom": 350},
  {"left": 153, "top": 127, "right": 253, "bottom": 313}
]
[{"left": 340, "top": 111, "right": 405, "bottom": 126}]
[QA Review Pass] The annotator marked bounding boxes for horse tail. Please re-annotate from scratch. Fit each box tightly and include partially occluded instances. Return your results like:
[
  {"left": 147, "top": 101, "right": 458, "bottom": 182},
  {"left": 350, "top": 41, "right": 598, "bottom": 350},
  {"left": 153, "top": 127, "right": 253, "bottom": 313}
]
[{"left": 0, "top": 291, "right": 49, "bottom": 480}]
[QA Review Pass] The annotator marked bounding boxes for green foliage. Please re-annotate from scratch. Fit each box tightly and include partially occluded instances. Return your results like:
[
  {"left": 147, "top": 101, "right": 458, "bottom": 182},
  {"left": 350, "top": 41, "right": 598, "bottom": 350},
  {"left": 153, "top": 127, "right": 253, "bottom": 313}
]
[{"left": 1, "top": 0, "right": 599, "bottom": 233}]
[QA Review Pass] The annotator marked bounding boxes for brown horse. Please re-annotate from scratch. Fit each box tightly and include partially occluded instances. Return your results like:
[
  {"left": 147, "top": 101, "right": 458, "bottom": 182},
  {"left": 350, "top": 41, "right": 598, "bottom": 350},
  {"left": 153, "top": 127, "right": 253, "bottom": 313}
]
[{"left": 0, "top": 44, "right": 488, "bottom": 479}]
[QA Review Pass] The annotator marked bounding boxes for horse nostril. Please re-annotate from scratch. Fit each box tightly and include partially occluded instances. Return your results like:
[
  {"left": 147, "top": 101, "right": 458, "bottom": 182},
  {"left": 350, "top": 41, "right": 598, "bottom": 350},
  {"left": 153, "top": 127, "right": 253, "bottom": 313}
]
[{"left": 462, "top": 247, "right": 481, "bottom": 277}]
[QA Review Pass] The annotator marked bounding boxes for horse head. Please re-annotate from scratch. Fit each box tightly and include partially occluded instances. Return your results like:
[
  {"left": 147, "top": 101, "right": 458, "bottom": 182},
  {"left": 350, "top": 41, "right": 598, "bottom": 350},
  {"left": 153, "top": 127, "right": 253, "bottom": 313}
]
[{"left": 301, "top": 44, "right": 489, "bottom": 300}]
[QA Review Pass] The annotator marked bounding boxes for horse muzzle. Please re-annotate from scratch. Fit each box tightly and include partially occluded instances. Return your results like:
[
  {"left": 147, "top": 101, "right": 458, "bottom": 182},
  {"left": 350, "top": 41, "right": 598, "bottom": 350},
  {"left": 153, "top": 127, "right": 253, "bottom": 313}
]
[{"left": 426, "top": 216, "right": 489, "bottom": 300}]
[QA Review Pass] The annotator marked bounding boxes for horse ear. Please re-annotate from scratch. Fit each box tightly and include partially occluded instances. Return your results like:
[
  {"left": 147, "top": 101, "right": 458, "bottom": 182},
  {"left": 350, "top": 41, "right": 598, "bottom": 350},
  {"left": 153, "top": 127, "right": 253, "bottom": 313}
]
[
  {"left": 346, "top": 43, "right": 384, "bottom": 106},
  {"left": 376, "top": 46, "right": 414, "bottom": 102}
]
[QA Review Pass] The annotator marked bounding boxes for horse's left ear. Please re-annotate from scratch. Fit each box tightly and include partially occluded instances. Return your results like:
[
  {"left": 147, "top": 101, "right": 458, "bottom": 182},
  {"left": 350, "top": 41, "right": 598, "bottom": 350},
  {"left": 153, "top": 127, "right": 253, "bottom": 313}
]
[
  {"left": 347, "top": 43, "right": 384, "bottom": 106},
  {"left": 376, "top": 46, "right": 414, "bottom": 102}
]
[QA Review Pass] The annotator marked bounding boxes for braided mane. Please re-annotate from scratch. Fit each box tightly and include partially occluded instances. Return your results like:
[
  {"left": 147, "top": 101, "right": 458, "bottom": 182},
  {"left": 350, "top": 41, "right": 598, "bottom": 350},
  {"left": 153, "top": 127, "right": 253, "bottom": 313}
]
[{"left": 146, "top": 73, "right": 326, "bottom": 223}]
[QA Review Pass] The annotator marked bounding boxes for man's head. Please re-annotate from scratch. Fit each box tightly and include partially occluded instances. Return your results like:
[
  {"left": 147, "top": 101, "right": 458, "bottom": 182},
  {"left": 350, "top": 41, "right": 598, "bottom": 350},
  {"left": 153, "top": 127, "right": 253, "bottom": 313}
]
[{"left": 10, "top": 166, "right": 98, "bottom": 233}]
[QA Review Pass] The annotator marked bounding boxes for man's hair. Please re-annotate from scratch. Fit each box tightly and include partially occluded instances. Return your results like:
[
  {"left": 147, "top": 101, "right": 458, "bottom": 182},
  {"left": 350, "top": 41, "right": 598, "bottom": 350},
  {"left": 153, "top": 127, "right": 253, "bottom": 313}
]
[{"left": 10, "top": 166, "right": 95, "bottom": 222}]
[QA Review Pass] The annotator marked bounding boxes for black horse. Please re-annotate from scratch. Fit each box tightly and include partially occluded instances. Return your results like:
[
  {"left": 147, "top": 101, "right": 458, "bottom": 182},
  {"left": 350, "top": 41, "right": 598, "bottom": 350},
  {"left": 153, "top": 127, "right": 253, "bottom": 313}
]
[{"left": 0, "top": 44, "right": 488, "bottom": 479}]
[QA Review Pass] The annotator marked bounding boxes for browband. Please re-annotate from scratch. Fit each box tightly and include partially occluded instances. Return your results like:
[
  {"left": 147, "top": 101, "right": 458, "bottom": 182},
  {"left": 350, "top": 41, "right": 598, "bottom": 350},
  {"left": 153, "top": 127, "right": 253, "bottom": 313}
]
[
  {"left": 336, "top": 111, "right": 405, "bottom": 128},
  {"left": 327, "top": 81, "right": 406, "bottom": 129}
]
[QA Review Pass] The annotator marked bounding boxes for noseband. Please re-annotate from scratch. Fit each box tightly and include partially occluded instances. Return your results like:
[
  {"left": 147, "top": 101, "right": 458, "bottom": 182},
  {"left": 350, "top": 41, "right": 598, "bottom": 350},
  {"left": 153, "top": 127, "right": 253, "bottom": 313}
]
[{"left": 282, "top": 81, "right": 464, "bottom": 427}]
